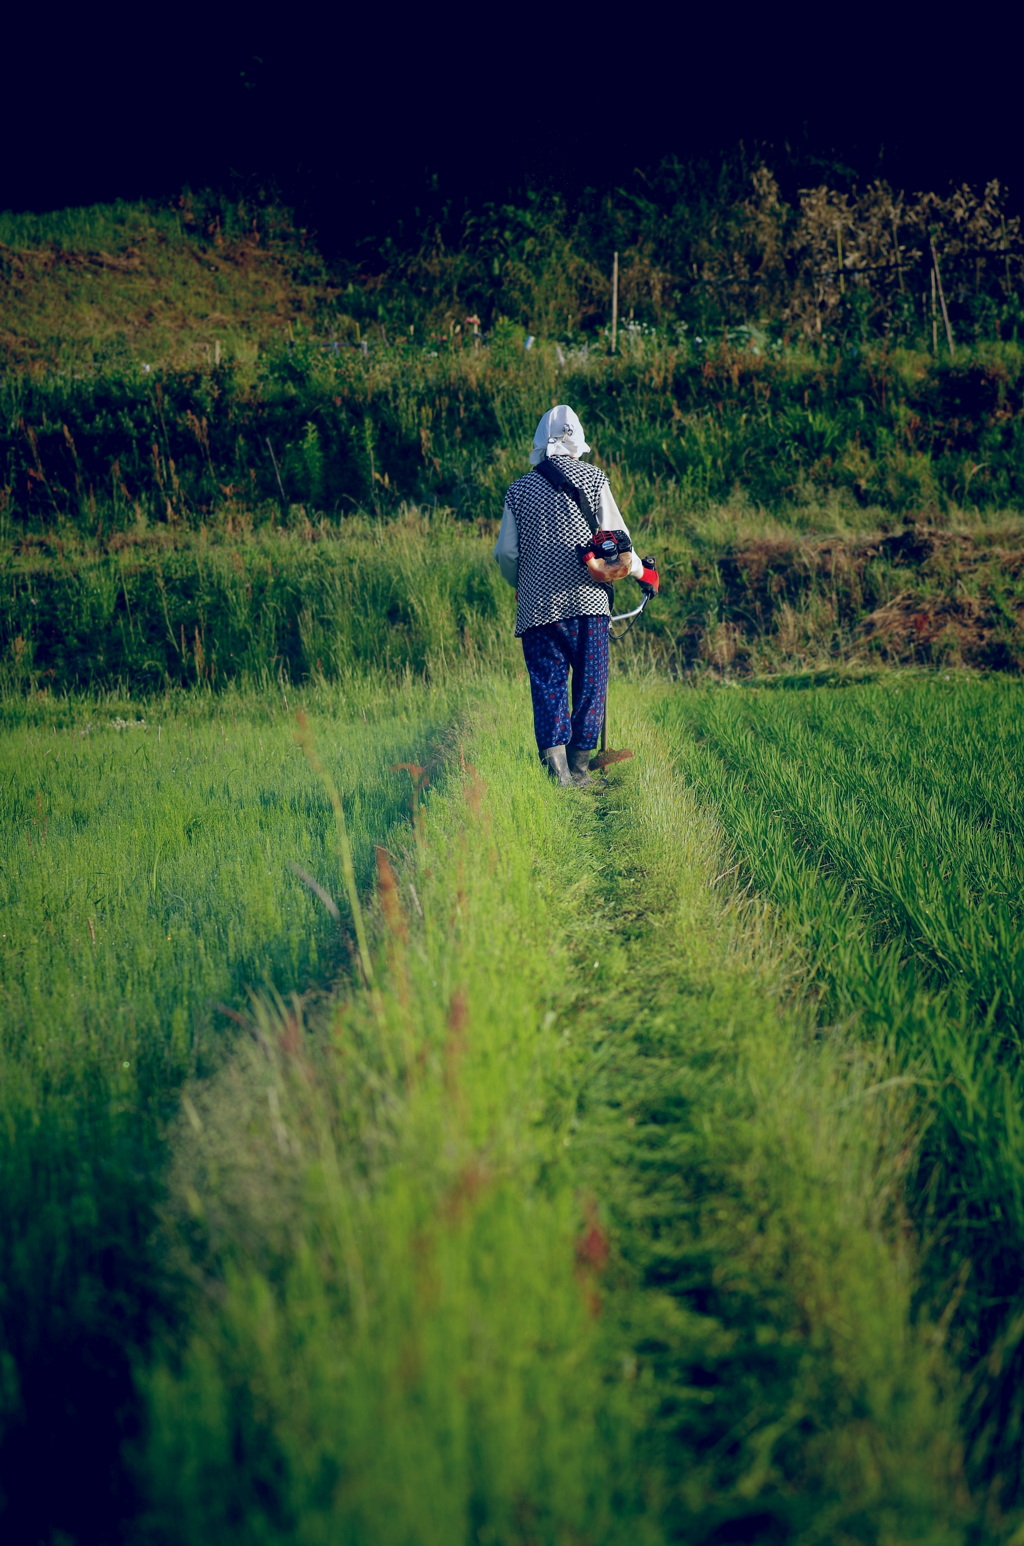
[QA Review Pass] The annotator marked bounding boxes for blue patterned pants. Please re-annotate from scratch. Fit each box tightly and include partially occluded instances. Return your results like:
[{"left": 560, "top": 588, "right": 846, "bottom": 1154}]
[{"left": 520, "top": 614, "right": 609, "bottom": 751}]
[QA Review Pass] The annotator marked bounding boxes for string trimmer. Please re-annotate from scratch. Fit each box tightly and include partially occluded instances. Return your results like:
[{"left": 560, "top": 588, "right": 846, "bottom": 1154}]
[{"left": 580, "top": 533, "right": 659, "bottom": 772}]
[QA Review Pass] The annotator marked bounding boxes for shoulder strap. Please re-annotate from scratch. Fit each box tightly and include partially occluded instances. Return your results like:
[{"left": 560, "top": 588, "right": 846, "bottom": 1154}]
[
  {"left": 532, "top": 456, "right": 599, "bottom": 535},
  {"left": 532, "top": 456, "right": 612, "bottom": 605}
]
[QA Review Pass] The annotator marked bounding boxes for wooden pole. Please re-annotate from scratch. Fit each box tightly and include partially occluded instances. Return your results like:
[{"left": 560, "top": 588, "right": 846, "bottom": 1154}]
[
  {"left": 930, "top": 265, "right": 938, "bottom": 355},
  {"left": 930, "top": 237, "right": 956, "bottom": 359},
  {"left": 266, "top": 437, "right": 287, "bottom": 504},
  {"left": 892, "top": 216, "right": 905, "bottom": 294},
  {"left": 611, "top": 250, "right": 619, "bottom": 354}
]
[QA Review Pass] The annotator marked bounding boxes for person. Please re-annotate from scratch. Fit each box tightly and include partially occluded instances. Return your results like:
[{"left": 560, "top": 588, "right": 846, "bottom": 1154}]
[{"left": 493, "top": 404, "right": 645, "bottom": 787}]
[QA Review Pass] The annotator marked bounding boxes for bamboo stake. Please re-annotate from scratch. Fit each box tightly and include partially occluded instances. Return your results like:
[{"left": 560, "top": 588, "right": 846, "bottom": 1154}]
[
  {"left": 266, "top": 437, "right": 287, "bottom": 504},
  {"left": 930, "top": 237, "right": 956, "bottom": 358},
  {"left": 892, "top": 216, "right": 905, "bottom": 294},
  {"left": 930, "top": 266, "right": 938, "bottom": 355},
  {"left": 611, "top": 250, "right": 619, "bottom": 354}
]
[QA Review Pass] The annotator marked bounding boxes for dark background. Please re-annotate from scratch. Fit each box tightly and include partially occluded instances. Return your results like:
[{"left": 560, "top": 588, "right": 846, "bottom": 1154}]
[{"left": 5, "top": 3, "right": 1017, "bottom": 248}]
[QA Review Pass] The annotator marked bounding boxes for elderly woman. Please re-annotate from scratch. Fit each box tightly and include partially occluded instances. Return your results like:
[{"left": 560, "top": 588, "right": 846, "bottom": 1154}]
[{"left": 493, "top": 405, "right": 645, "bottom": 787}]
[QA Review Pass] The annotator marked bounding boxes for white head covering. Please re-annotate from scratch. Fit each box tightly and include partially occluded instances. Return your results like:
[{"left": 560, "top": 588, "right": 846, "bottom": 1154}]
[{"left": 529, "top": 404, "right": 590, "bottom": 466}]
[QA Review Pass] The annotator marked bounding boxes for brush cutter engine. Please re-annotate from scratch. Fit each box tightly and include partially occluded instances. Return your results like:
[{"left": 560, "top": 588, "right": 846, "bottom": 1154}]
[
  {"left": 578, "top": 528, "right": 632, "bottom": 567},
  {"left": 578, "top": 530, "right": 660, "bottom": 597}
]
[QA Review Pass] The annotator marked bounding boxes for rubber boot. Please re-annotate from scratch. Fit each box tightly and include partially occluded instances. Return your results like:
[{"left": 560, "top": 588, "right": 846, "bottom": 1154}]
[
  {"left": 566, "top": 745, "right": 593, "bottom": 787},
  {"left": 540, "top": 746, "right": 573, "bottom": 787}
]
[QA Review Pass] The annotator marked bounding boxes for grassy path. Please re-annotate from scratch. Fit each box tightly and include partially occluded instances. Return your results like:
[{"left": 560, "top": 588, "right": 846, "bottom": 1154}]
[
  {"left": 141, "top": 680, "right": 972, "bottom": 1544},
  {"left": 568, "top": 696, "right": 969, "bottom": 1543}
]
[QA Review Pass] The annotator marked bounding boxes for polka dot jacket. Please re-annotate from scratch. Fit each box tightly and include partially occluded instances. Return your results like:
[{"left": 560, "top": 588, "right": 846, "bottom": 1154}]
[{"left": 496, "top": 456, "right": 627, "bottom": 637}]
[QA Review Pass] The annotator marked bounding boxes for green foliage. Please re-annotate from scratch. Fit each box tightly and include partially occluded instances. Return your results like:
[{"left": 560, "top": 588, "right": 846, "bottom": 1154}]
[
  {"left": 0, "top": 513, "right": 516, "bottom": 693},
  {"left": 488, "top": 314, "right": 526, "bottom": 366},
  {"left": 3, "top": 674, "right": 1000, "bottom": 1543},
  {"left": 0, "top": 679, "right": 457, "bottom": 1539},
  {"left": 140, "top": 682, "right": 971, "bottom": 1544},
  {"left": 5, "top": 168, "right": 1024, "bottom": 1545},
  {"left": 3, "top": 171, "right": 1024, "bottom": 541},
  {"left": 8, "top": 512, "right": 1024, "bottom": 693},
  {"left": 4, "top": 339, "right": 1024, "bottom": 533},
  {"left": 658, "top": 675, "right": 1024, "bottom": 1515}
]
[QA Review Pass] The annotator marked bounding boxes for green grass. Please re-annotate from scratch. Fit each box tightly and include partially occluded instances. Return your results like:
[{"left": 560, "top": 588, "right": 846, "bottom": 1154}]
[
  {"left": 8, "top": 508, "right": 1024, "bottom": 694},
  {"left": 138, "top": 680, "right": 972, "bottom": 1545},
  {"left": 6, "top": 169, "right": 1024, "bottom": 1543},
  {"left": 3, "top": 192, "right": 1024, "bottom": 541},
  {"left": 1, "top": 511, "right": 517, "bottom": 693},
  {"left": 3, "top": 668, "right": 1024, "bottom": 1542},
  {"left": 0, "top": 192, "right": 332, "bottom": 373},
  {"left": 656, "top": 674, "right": 1024, "bottom": 1520},
  {"left": 5, "top": 335, "right": 1024, "bottom": 538},
  {"left": 0, "top": 677, "right": 461, "bottom": 1540}
]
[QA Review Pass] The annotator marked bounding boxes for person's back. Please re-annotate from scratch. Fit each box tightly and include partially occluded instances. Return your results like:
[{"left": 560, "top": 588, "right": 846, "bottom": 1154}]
[
  {"left": 504, "top": 455, "right": 613, "bottom": 636},
  {"left": 493, "top": 405, "right": 643, "bottom": 786}
]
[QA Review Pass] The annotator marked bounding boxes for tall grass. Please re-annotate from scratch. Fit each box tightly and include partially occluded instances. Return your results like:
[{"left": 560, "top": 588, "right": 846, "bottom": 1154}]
[
  {"left": 139, "top": 680, "right": 971, "bottom": 1544},
  {"left": 7, "top": 508, "right": 1024, "bottom": 694},
  {"left": 0, "top": 677, "right": 460, "bottom": 1543},
  {"left": 1, "top": 512, "right": 517, "bottom": 692},
  {"left": 657, "top": 675, "right": 1024, "bottom": 1518},
  {"left": 5, "top": 336, "right": 1024, "bottom": 538}
]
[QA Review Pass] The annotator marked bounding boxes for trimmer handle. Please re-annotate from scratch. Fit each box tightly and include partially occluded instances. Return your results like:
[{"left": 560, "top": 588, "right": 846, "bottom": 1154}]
[{"left": 638, "top": 555, "right": 659, "bottom": 596}]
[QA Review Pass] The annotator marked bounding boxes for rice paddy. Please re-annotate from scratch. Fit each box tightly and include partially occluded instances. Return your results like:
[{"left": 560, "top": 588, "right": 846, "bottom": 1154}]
[{"left": 1, "top": 669, "right": 1021, "bottom": 1542}]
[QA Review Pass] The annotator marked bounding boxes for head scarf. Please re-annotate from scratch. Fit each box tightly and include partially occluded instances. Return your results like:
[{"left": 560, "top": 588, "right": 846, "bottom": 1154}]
[{"left": 529, "top": 404, "right": 590, "bottom": 466}]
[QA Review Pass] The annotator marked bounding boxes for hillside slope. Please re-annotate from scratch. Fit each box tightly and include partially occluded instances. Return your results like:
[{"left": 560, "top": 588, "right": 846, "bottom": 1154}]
[{"left": 0, "top": 195, "right": 336, "bottom": 372}]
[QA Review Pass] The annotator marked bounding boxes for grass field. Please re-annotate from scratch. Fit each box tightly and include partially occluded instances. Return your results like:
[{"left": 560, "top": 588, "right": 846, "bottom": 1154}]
[
  {"left": 2, "top": 666, "right": 1022, "bottom": 1543},
  {"left": 4, "top": 181, "right": 1024, "bottom": 1543},
  {"left": 0, "top": 678, "right": 460, "bottom": 1538}
]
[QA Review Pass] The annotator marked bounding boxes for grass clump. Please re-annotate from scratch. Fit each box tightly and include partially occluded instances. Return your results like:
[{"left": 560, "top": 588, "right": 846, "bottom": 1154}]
[{"left": 1, "top": 510, "right": 516, "bottom": 693}]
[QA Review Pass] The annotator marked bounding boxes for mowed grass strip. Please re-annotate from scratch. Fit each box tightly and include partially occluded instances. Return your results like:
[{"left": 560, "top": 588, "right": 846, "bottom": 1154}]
[
  {"left": 0, "top": 679, "right": 458, "bottom": 1543},
  {"left": 141, "top": 680, "right": 969, "bottom": 1545},
  {"left": 569, "top": 691, "right": 969, "bottom": 1546},
  {"left": 141, "top": 686, "right": 636, "bottom": 1546},
  {"left": 657, "top": 675, "right": 1024, "bottom": 1523}
]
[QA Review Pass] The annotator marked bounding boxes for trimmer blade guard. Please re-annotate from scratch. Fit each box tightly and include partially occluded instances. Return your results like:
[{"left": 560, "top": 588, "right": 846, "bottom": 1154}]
[{"left": 589, "top": 748, "right": 633, "bottom": 770}]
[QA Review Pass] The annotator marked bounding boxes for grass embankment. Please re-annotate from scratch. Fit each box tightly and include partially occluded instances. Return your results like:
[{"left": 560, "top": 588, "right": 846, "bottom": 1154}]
[
  {"left": 6, "top": 509, "right": 1024, "bottom": 693},
  {"left": 658, "top": 676, "right": 1024, "bottom": 1522},
  {"left": 0, "top": 195, "right": 336, "bottom": 373},
  {"left": 0, "top": 679, "right": 460, "bottom": 1541},
  {"left": 6, "top": 334, "right": 1024, "bottom": 537},
  {"left": 3, "top": 191, "right": 1024, "bottom": 541},
  {"left": 140, "top": 681, "right": 970, "bottom": 1545},
  {"left": 0, "top": 514, "right": 517, "bottom": 692}
]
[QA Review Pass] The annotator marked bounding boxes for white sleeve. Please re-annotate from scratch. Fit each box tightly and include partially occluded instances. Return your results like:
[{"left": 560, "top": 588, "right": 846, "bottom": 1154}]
[
  {"left": 598, "top": 480, "right": 627, "bottom": 534},
  {"left": 493, "top": 499, "right": 519, "bottom": 587},
  {"left": 599, "top": 481, "right": 644, "bottom": 578}
]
